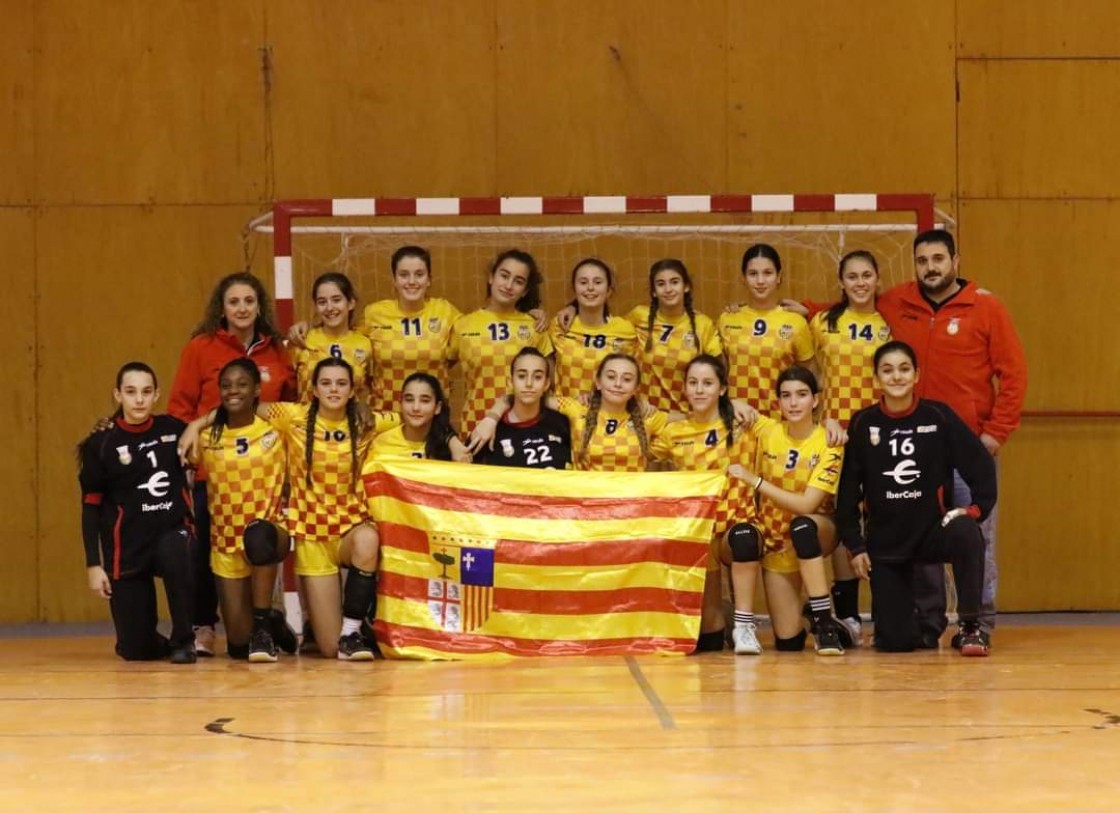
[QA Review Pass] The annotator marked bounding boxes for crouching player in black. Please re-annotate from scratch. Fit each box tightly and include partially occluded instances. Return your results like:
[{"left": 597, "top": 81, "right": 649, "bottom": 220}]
[
  {"left": 78, "top": 362, "right": 197, "bottom": 663},
  {"left": 836, "top": 341, "right": 996, "bottom": 656}
]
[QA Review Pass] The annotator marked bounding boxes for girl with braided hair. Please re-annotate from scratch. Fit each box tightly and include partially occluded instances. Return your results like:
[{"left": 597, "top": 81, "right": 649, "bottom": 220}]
[
  {"left": 627, "top": 259, "right": 722, "bottom": 413},
  {"left": 555, "top": 354, "right": 666, "bottom": 472}
]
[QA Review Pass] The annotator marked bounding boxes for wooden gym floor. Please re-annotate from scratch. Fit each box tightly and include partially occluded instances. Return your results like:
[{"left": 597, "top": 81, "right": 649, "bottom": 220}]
[{"left": 1, "top": 616, "right": 1118, "bottom": 812}]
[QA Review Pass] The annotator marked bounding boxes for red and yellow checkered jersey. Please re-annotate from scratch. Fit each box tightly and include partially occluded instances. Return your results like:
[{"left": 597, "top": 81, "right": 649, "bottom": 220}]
[
  {"left": 717, "top": 306, "right": 814, "bottom": 418},
  {"left": 555, "top": 396, "right": 669, "bottom": 472},
  {"left": 548, "top": 314, "right": 638, "bottom": 400},
  {"left": 293, "top": 328, "right": 374, "bottom": 404},
  {"left": 649, "top": 416, "right": 757, "bottom": 534},
  {"left": 366, "top": 424, "right": 427, "bottom": 462},
  {"left": 627, "top": 305, "right": 722, "bottom": 413},
  {"left": 810, "top": 309, "right": 891, "bottom": 428},
  {"left": 449, "top": 308, "right": 554, "bottom": 434},
  {"left": 200, "top": 415, "right": 285, "bottom": 554},
  {"left": 751, "top": 415, "right": 844, "bottom": 545},
  {"left": 262, "top": 403, "right": 398, "bottom": 544},
  {"left": 360, "top": 297, "right": 462, "bottom": 412}
]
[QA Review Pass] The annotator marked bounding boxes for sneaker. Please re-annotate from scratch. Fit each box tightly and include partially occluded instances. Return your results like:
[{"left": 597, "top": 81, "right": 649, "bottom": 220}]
[
  {"left": 248, "top": 627, "right": 279, "bottom": 663},
  {"left": 170, "top": 644, "right": 197, "bottom": 664},
  {"left": 360, "top": 617, "right": 382, "bottom": 658},
  {"left": 837, "top": 616, "right": 863, "bottom": 648},
  {"left": 193, "top": 625, "right": 215, "bottom": 658},
  {"left": 269, "top": 610, "right": 298, "bottom": 655},
  {"left": 950, "top": 627, "right": 991, "bottom": 651},
  {"left": 814, "top": 620, "right": 845, "bottom": 656},
  {"left": 801, "top": 601, "right": 818, "bottom": 634},
  {"left": 300, "top": 620, "right": 319, "bottom": 654},
  {"left": 732, "top": 622, "right": 762, "bottom": 655},
  {"left": 958, "top": 624, "right": 991, "bottom": 658},
  {"left": 336, "top": 631, "right": 375, "bottom": 661}
]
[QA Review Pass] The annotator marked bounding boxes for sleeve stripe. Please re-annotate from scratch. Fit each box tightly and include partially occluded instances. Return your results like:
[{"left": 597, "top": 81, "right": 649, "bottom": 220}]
[{"left": 83, "top": 493, "right": 103, "bottom": 505}]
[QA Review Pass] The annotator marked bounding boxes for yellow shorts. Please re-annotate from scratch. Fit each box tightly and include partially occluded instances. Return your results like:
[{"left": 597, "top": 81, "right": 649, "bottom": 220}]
[
  {"left": 295, "top": 538, "right": 342, "bottom": 577},
  {"left": 762, "top": 544, "right": 800, "bottom": 574},
  {"left": 211, "top": 548, "right": 251, "bottom": 580}
]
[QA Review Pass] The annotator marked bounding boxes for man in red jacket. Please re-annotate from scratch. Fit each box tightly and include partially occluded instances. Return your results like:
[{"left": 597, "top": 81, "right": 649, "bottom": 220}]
[{"left": 877, "top": 230, "right": 1027, "bottom": 649}]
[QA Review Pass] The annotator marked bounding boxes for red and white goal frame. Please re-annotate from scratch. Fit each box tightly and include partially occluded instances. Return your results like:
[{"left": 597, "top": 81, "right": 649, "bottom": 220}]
[{"left": 254, "top": 193, "right": 938, "bottom": 330}]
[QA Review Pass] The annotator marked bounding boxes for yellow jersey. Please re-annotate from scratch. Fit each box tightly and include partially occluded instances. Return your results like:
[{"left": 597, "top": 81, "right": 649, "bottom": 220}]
[
  {"left": 200, "top": 415, "right": 285, "bottom": 554},
  {"left": 449, "top": 308, "right": 553, "bottom": 433},
  {"left": 717, "top": 306, "right": 814, "bottom": 417},
  {"left": 293, "top": 327, "right": 374, "bottom": 404},
  {"left": 627, "top": 305, "right": 722, "bottom": 413},
  {"left": 556, "top": 396, "right": 669, "bottom": 472},
  {"left": 549, "top": 314, "right": 638, "bottom": 400},
  {"left": 751, "top": 415, "right": 843, "bottom": 546},
  {"left": 361, "top": 297, "right": 461, "bottom": 412},
  {"left": 262, "top": 403, "right": 398, "bottom": 544},
  {"left": 810, "top": 309, "right": 891, "bottom": 427}
]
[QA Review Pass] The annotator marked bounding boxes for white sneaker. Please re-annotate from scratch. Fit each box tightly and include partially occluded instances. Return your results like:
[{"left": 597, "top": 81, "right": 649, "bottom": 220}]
[
  {"left": 732, "top": 622, "right": 762, "bottom": 655},
  {"left": 839, "top": 616, "right": 863, "bottom": 648},
  {"left": 193, "top": 625, "right": 215, "bottom": 657}
]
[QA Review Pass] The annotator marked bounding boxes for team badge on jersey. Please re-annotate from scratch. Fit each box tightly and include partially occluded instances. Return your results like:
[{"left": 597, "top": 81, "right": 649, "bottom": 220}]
[
  {"left": 611, "top": 338, "right": 626, "bottom": 351},
  {"left": 354, "top": 348, "right": 367, "bottom": 361},
  {"left": 683, "top": 332, "right": 696, "bottom": 349},
  {"left": 116, "top": 445, "right": 132, "bottom": 465},
  {"left": 869, "top": 426, "right": 881, "bottom": 446},
  {"left": 500, "top": 439, "right": 515, "bottom": 458},
  {"left": 517, "top": 325, "right": 532, "bottom": 341},
  {"left": 428, "top": 318, "right": 442, "bottom": 333},
  {"left": 947, "top": 318, "right": 959, "bottom": 336},
  {"left": 779, "top": 324, "right": 793, "bottom": 340},
  {"left": 878, "top": 325, "right": 891, "bottom": 341},
  {"left": 260, "top": 431, "right": 279, "bottom": 450}
]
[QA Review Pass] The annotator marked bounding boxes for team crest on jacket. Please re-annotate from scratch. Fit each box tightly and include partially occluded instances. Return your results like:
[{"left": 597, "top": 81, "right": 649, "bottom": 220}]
[
  {"left": 869, "top": 426, "right": 881, "bottom": 446},
  {"left": 116, "top": 445, "right": 133, "bottom": 465},
  {"left": 947, "top": 318, "right": 959, "bottom": 336},
  {"left": 428, "top": 318, "right": 442, "bottom": 333},
  {"left": 779, "top": 324, "right": 793, "bottom": 340},
  {"left": 517, "top": 325, "right": 532, "bottom": 341},
  {"left": 259, "top": 366, "right": 272, "bottom": 382}
]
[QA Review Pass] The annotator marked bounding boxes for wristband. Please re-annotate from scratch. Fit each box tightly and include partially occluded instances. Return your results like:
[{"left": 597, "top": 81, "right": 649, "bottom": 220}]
[{"left": 941, "top": 507, "right": 967, "bottom": 527}]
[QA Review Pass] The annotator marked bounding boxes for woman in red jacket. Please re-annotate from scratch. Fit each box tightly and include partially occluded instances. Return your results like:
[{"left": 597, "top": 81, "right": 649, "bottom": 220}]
[{"left": 168, "top": 272, "right": 297, "bottom": 657}]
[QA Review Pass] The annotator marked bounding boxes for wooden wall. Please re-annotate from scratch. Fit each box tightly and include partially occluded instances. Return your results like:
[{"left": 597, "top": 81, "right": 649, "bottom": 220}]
[{"left": 3, "top": 0, "right": 1117, "bottom": 622}]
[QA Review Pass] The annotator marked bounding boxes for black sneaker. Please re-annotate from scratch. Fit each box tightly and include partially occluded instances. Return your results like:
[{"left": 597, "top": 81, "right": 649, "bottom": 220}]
[
  {"left": 336, "top": 631, "right": 375, "bottom": 661},
  {"left": 300, "top": 620, "right": 319, "bottom": 654},
  {"left": 951, "top": 627, "right": 991, "bottom": 650},
  {"left": 958, "top": 624, "right": 991, "bottom": 658},
  {"left": 359, "top": 617, "right": 382, "bottom": 658},
  {"left": 170, "top": 644, "right": 197, "bottom": 664},
  {"left": 801, "top": 601, "right": 818, "bottom": 634},
  {"left": 814, "top": 619, "right": 845, "bottom": 656},
  {"left": 269, "top": 610, "right": 298, "bottom": 655},
  {"left": 249, "top": 627, "right": 279, "bottom": 663}
]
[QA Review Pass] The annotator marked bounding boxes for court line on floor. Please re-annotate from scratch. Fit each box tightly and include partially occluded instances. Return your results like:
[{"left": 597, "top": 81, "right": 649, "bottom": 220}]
[{"left": 624, "top": 656, "right": 676, "bottom": 730}]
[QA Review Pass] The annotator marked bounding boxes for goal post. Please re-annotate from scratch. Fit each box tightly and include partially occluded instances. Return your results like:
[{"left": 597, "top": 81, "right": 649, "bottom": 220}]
[{"left": 250, "top": 193, "right": 943, "bottom": 330}]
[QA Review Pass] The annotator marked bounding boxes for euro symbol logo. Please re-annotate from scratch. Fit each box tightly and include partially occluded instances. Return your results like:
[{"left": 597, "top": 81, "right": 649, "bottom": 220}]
[
  {"left": 137, "top": 471, "right": 171, "bottom": 497},
  {"left": 882, "top": 459, "right": 921, "bottom": 485}
]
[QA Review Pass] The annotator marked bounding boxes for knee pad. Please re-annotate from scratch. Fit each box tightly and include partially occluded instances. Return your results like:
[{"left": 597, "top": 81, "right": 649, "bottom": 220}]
[
  {"left": 227, "top": 642, "right": 250, "bottom": 660},
  {"left": 789, "top": 516, "right": 821, "bottom": 559},
  {"left": 243, "top": 520, "right": 284, "bottom": 566},
  {"left": 774, "top": 629, "right": 807, "bottom": 652},
  {"left": 694, "top": 629, "right": 726, "bottom": 653},
  {"left": 727, "top": 523, "right": 762, "bottom": 563}
]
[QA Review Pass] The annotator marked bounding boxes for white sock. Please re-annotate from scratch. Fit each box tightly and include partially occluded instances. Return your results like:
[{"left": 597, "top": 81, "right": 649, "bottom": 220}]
[{"left": 340, "top": 617, "right": 361, "bottom": 637}]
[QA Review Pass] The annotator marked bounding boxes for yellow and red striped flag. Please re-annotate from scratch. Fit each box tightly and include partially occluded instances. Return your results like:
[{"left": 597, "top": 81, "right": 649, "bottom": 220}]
[{"left": 363, "top": 459, "right": 724, "bottom": 661}]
